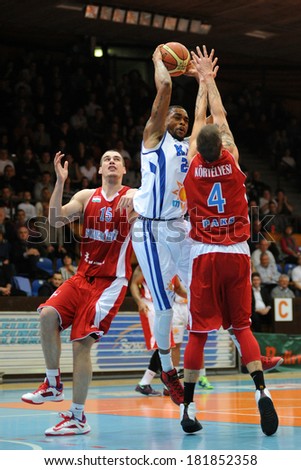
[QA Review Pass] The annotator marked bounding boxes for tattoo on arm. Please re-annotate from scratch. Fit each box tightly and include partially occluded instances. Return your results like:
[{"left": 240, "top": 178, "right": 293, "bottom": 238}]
[{"left": 218, "top": 123, "right": 235, "bottom": 149}]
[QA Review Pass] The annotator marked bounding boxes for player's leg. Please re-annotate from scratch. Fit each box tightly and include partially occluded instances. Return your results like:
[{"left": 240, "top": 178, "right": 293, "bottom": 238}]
[
  {"left": 225, "top": 252, "right": 278, "bottom": 436},
  {"left": 228, "top": 327, "right": 283, "bottom": 373},
  {"left": 181, "top": 331, "right": 205, "bottom": 433},
  {"left": 21, "top": 306, "right": 64, "bottom": 405},
  {"left": 44, "top": 335, "right": 95, "bottom": 436},
  {"left": 135, "top": 349, "right": 162, "bottom": 396}
]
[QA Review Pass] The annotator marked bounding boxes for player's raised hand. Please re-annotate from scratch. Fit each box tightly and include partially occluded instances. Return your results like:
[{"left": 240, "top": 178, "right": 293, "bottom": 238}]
[
  {"left": 191, "top": 45, "right": 219, "bottom": 79},
  {"left": 53, "top": 151, "right": 68, "bottom": 184}
]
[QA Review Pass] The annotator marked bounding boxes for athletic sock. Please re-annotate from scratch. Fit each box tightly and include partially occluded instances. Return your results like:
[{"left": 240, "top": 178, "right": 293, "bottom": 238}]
[
  {"left": 46, "top": 368, "right": 60, "bottom": 387},
  {"left": 140, "top": 369, "right": 156, "bottom": 386},
  {"left": 184, "top": 382, "right": 196, "bottom": 405},
  {"left": 159, "top": 351, "right": 173, "bottom": 372},
  {"left": 70, "top": 403, "right": 84, "bottom": 421},
  {"left": 251, "top": 370, "right": 266, "bottom": 391}
]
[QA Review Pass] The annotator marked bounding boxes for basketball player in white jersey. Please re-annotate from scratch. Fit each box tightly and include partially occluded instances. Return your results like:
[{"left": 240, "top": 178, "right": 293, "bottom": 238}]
[
  {"left": 130, "top": 45, "right": 281, "bottom": 407},
  {"left": 131, "top": 45, "right": 195, "bottom": 406}
]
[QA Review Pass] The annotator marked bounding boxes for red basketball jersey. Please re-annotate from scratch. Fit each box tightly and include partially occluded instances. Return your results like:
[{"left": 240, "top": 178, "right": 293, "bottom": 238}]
[
  {"left": 77, "top": 186, "right": 132, "bottom": 279},
  {"left": 184, "top": 149, "right": 250, "bottom": 245}
]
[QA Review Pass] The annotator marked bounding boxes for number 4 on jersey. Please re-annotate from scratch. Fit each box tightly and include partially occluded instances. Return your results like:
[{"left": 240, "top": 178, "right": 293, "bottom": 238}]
[{"left": 207, "top": 183, "right": 226, "bottom": 213}]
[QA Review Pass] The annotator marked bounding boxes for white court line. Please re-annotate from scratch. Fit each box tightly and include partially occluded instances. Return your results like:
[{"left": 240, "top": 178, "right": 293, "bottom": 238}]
[{"left": 0, "top": 439, "right": 42, "bottom": 449}]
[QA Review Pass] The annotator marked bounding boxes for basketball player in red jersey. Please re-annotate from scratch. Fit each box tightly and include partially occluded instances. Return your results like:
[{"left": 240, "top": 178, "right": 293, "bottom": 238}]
[
  {"left": 21, "top": 150, "right": 135, "bottom": 436},
  {"left": 180, "top": 46, "right": 278, "bottom": 436}
]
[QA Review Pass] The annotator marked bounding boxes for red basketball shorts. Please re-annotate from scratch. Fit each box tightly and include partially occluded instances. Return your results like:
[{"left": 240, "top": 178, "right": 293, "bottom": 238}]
[
  {"left": 188, "top": 244, "right": 252, "bottom": 332},
  {"left": 38, "top": 273, "right": 128, "bottom": 341}
]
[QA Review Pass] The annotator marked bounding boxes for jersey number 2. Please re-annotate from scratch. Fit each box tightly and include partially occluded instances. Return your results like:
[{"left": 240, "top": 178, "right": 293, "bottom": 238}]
[{"left": 207, "top": 183, "right": 226, "bottom": 213}]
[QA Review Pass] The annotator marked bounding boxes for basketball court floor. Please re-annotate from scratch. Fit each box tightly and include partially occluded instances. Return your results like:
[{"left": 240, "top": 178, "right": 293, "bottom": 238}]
[{"left": 0, "top": 368, "right": 300, "bottom": 451}]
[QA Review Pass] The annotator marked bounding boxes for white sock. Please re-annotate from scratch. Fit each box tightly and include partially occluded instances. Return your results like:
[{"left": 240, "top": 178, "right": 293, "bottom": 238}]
[
  {"left": 199, "top": 368, "right": 206, "bottom": 377},
  {"left": 159, "top": 351, "right": 173, "bottom": 372},
  {"left": 70, "top": 403, "right": 84, "bottom": 421},
  {"left": 140, "top": 369, "right": 156, "bottom": 386},
  {"left": 46, "top": 368, "right": 60, "bottom": 387}
]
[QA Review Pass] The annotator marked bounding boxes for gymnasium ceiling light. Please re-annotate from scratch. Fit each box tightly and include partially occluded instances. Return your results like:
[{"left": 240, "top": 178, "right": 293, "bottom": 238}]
[
  {"left": 84, "top": 4, "right": 212, "bottom": 35},
  {"left": 84, "top": 5, "right": 99, "bottom": 19}
]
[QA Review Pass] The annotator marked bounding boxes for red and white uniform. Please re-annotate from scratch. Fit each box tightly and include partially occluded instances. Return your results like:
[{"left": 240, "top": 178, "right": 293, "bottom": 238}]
[
  {"left": 39, "top": 186, "right": 133, "bottom": 341},
  {"left": 184, "top": 149, "right": 252, "bottom": 332}
]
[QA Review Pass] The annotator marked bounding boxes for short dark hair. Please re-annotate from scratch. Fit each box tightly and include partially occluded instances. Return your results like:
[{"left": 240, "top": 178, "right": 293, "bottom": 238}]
[
  {"left": 197, "top": 124, "right": 222, "bottom": 162},
  {"left": 167, "top": 105, "right": 187, "bottom": 116},
  {"left": 251, "top": 272, "right": 261, "bottom": 280}
]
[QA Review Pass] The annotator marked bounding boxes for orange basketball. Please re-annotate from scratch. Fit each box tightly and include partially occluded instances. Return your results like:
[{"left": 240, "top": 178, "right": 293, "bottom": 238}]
[{"left": 160, "top": 42, "right": 190, "bottom": 77}]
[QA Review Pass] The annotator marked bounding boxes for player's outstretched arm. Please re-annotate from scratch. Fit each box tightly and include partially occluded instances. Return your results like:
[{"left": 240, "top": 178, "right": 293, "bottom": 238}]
[
  {"left": 186, "top": 59, "right": 208, "bottom": 163},
  {"left": 143, "top": 46, "right": 172, "bottom": 149},
  {"left": 195, "top": 45, "right": 239, "bottom": 161},
  {"left": 49, "top": 151, "right": 90, "bottom": 227}
]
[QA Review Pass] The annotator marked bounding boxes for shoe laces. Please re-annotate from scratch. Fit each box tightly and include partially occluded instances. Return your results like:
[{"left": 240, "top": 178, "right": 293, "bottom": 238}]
[
  {"left": 169, "top": 374, "right": 183, "bottom": 395},
  {"left": 55, "top": 411, "right": 74, "bottom": 427},
  {"left": 36, "top": 380, "right": 50, "bottom": 392},
  {"left": 58, "top": 411, "right": 85, "bottom": 423}
]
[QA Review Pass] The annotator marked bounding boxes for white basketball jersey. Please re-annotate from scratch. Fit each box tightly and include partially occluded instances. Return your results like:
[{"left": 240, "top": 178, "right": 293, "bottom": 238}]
[{"left": 133, "top": 131, "right": 189, "bottom": 219}]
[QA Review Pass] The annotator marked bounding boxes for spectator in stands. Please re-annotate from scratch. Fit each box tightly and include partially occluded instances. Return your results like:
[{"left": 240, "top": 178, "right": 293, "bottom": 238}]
[
  {"left": 0, "top": 164, "right": 20, "bottom": 192},
  {"left": 64, "top": 153, "right": 81, "bottom": 188},
  {"left": 0, "top": 185, "right": 17, "bottom": 219},
  {"left": 34, "top": 171, "right": 54, "bottom": 202},
  {"left": 35, "top": 187, "right": 51, "bottom": 217},
  {"left": 271, "top": 274, "right": 295, "bottom": 299},
  {"left": 78, "top": 157, "right": 97, "bottom": 185},
  {"left": 259, "top": 188, "right": 276, "bottom": 216},
  {"left": 33, "top": 122, "right": 52, "bottom": 154},
  {"left": 0, "top": 230, "right": 27, "bottom": 296},
  {"left": 291, "top": 254, "right": 301, "bottom": 297},
  {"left": 0, "top": 206, "right": 15, "bottom": 242},
  {"left": 251, "top": 238, "right": 277, "bottom": 268},
  {"left": 70, "top": 107, "right": 88, "bottom": 141},
  {"left": 58, "top": 253, "right": 77, "bottom": 281},
  {"left": 249, "top": 170, "right": 268, "bottom": 201},
  {"left": 78, "top": 176, "right": 91, "bottom": 190},
  {"left": 0, "top": 148, "right": 15, "bottom": 175},
  {"left": 248, "top": 218, "right": 264, "bottom": 254},
  {"left": 275, "top": 188, "right": 293, "bottom": 216},
  {"left": 15, "top": 147, "right": 40, "bottom": 191},
  {"left": 17, "top": 190, "right": 37, "bottom": 220},
  {"left": 34, "top": 202, "right": 66, "bottom": 261},
  {"left": 279, "top": 148, "right": 297, "bottom": 180},
  {"left": 121, "top": 155, "right": 141, "bottom": 188},
  {"left": 10, "top": 225, "right": 48, "bottom": 280},
  {"left": 264, "top": 200, "right": 288, "bottom": 235},
  {"left": 114, "top": 139, "right": 132, "bottom": 162},
  {"left": 0, "top": 230, "right": 11, "bottom": 265},
  {"left": 37, "top": 150, "right": 55, "bottom": 180},
  {"left": 256, "top": 253, "right": 280, "bottom": 292},
  {"left": 251, "top": 272, "right": 272, "bottom": 332},
  {"left": 10, "top": 208, "right": 27, "bottom": 240},
  {"left": 38, "top": 271, "right": 63, "bottom": 297},
  {"left": 280, "top": 225, "right": 300, "bottom": 264}
]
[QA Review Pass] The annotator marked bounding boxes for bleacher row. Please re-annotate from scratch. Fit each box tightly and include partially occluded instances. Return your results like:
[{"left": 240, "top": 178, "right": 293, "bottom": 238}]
[
  {"left": 12, "top": 257, "right": 63, "bottom": 296},
  {"left": 276, "top": 262, "right": 299, "bottom": 279}
]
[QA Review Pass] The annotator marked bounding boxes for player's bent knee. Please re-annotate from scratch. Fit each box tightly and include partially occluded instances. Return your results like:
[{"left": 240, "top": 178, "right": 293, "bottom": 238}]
[{"left": 39, "top": 307, "right": 60, "bottom": 328}]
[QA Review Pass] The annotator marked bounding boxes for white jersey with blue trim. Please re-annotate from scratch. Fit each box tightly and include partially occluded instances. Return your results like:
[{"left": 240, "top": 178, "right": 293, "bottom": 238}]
[{"left": 133, "top": 131, "right": 189, "bottom": 220}]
